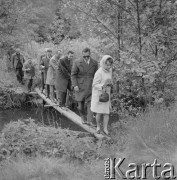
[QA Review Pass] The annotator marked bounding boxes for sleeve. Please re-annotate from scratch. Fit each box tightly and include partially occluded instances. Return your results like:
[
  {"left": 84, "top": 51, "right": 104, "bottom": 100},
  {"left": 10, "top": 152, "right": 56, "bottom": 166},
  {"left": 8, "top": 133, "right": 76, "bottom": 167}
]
[
  {"left": 12, "top": 54, "right": 15, "bottom": 68},
  {"left": 50, "top": 58, "right": 58, "bottom": 70},
  {"left": 71, "top": 61, "right": 79, "bottom": 87},
  {"left": 22, "top": 63, "right": 27, "bottom": 72},
  {"left": 22, "top": 56, "right": 25, "bottom": 64},
  {"left": 95, "top": 61, "right": 98, "bottom": 73},
  {"left": 92, "top": 70, "right": 104, "bottom": 90},
  {"left": 58, "top": 58, "right": 70, "bottom": 79},
  {"left": 39, "top": 56, "right": 44, "bottom": 70}
]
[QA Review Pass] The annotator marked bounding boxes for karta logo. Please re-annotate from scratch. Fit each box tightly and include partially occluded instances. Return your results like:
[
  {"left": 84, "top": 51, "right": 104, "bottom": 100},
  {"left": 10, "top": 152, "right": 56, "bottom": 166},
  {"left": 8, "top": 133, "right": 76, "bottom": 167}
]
[{"left": 104, "top": 158, "right": 176, "bottom": 179}]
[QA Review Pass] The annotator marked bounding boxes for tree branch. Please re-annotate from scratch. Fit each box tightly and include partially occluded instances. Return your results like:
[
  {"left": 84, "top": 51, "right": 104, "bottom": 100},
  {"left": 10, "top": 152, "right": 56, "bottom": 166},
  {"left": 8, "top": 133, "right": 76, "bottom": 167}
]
[{"left": 61, "top": 0, "right": 118, "bottom": 40}]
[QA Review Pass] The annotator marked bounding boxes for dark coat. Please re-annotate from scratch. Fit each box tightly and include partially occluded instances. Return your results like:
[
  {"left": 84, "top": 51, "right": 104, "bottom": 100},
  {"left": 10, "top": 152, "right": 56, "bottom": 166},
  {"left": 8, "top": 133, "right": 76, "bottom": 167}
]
[
  {"left": 39, "top": 55, "right": 50, "bottom": 84},
  {"left": 71, "top": 58, "right": 98, "bottom": 102},
  {"left": 12, "top": 53, "right": 25, "bottom": 70},
  {"left": 55, "top": 56, "right": 71, "bottom": 92}
]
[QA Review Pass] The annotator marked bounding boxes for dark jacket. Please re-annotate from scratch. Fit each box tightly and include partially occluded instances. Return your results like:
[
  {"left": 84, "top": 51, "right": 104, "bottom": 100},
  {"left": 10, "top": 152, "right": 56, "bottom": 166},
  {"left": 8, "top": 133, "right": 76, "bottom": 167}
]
[
  {"left": 55, "top": 56, "right": 72, "bottom": 92},
  {"left": 71, "top": 58, "right": 98, "bottom": 102},
  {"left": 39, "top": 55, "right": 50, "bottom": 83},
  {"left": 12, "top": 53, "right": 25, "bottom": 70}
]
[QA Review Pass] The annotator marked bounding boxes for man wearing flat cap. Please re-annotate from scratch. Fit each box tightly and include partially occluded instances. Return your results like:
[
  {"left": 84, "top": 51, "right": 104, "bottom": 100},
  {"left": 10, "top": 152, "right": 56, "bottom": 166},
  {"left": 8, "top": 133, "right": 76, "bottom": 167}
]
[
  {"left": 12, "top": 48, "right": 25, "bottom": 84},
  {"left": 39, "top": 48, "right": 52, "bottom": 98},
  {"left": 23, "top": 57, "right": 35, "bottom": 92}
]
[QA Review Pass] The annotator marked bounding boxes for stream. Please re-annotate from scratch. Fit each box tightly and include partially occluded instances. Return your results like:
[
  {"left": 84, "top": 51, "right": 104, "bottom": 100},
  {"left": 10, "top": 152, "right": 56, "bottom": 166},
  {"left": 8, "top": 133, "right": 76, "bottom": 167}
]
[{"left": 0, "top": 107, "right": 85, "bottom": 133}]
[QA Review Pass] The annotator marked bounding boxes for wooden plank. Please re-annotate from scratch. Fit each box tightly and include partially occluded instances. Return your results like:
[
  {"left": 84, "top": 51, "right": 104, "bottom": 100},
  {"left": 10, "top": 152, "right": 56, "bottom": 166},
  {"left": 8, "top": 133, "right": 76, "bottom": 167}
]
[
  {"left": 35, "top": 87, "right": 107, "bottom": 140},
  {"left": 44, "top": 104, "right": 60, "bottom": 107}
]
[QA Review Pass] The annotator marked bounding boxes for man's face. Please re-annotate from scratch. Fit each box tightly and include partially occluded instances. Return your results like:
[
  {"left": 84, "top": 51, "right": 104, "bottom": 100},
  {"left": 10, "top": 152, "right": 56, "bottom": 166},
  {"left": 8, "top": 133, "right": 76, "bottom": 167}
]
[
  {"left": 28, "top": 60, "right": 32, "bottom": 65},
  {"left": 56, "top": 50, "right": 62, "bottom": 58},
  {"left": 83, "top": 51, "right": 90, "bottom": 61},
  {"left": 16, "top": 51, "right": 20, "bottom": 55},
  {"left": 68, "top": 53, "right": 74, "bottom": 60},
  {"left": 47, "top": 51, "right": 52, "bottom": 58}
]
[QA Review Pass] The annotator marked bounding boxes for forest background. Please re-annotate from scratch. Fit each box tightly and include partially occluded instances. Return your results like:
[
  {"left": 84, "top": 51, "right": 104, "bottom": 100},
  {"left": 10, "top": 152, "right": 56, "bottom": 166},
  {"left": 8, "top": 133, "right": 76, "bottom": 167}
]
[
  {"left": 1, "top": 0, "right": 177, "bottom": 116},
  {"left": 1, "top": 1, "right": 177, "bottom": 179}
]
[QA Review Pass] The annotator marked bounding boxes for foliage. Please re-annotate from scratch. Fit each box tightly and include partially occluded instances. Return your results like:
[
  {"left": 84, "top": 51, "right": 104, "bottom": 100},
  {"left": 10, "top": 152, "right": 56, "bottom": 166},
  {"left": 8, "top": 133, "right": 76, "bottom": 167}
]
[
  {"left": 0, "top": 156, "right": 105, "bottom": 180},
  {"left": 0, "top": 119, "right": 110, "bottom": 162},
  {"left": 119, "top": 105, "right": 177, "bottom": 173}
]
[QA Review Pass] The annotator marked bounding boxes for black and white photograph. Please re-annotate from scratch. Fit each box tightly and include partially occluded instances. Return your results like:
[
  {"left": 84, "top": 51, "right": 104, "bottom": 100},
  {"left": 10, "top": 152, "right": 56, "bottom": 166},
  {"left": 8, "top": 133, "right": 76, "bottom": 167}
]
[{"left": 0, "top": 0, "right": 177, "bottom": 179}]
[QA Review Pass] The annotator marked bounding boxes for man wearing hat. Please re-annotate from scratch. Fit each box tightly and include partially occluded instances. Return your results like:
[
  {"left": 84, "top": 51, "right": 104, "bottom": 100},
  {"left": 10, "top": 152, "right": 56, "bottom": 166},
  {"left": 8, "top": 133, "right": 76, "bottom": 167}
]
[
  {"left": 39, "top": 48, "right": 52, "bottom": 98},
  {"left": 12, "top": 48, "right": 25, "bottom": 84},
  {"left": 23, "top": 57, "right": 35, "bottom": 92}
]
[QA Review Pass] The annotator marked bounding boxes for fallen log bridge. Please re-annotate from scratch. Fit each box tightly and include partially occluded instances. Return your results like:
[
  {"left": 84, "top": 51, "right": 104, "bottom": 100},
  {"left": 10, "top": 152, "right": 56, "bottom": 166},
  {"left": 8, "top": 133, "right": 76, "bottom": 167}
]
[{"left": 35, "top": 88, "right": 107, "bottom": 140}]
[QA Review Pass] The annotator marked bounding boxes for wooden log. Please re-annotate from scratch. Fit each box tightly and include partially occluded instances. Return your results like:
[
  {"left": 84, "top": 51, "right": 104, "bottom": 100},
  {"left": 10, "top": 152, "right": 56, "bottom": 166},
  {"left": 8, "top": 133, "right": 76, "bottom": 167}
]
[
  {"left": 35, "top": 87, "right": 108, "bottom": 140},
  {"left": 44, "top": 104, "right": 60, "bottom": 107}
]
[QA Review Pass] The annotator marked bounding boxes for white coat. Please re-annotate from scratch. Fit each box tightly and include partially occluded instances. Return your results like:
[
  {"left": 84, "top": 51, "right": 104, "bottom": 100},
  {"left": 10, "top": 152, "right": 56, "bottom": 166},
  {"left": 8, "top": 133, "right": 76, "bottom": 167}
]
[{"left": 90, "top": 67, "right": 112, "bottom": 114}]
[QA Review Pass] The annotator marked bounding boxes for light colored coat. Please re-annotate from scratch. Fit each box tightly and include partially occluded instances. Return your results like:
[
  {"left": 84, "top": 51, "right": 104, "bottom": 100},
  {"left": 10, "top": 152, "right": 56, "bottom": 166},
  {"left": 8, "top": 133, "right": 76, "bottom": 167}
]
[
  {"left": 46, "top": 56, "right": 58, "bottom": 86},
  {"left": 91, "top": 58, "right": 112, "bottom": 114},
  {"left": 22, "top": 61, "right": 35, "bottom": 80},
  {"left": 39, "top": 55, "right": 50, "bottom": 84}
]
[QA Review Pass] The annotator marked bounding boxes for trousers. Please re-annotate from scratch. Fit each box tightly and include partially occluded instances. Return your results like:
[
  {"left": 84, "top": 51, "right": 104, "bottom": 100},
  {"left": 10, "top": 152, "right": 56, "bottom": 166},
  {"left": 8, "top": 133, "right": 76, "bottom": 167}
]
[
  {"left": 77, "top": 100, "right": 93, "bottom": 123},
  {"left": 56, "top": 90, "right": 67, "bottom": 106}
]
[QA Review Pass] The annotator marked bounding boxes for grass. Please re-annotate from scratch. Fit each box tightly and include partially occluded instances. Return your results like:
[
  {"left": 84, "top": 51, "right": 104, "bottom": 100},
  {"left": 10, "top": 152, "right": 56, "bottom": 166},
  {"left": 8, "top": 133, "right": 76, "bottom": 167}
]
[
  {"left": 0, "top": 56, "right": 19, "bottom": 88},
  {"left": 0, "top": 157, "right": 104, "bottom": 180},
  {"left": 1, "top": 105, "right": 177, "bottom": 179}
]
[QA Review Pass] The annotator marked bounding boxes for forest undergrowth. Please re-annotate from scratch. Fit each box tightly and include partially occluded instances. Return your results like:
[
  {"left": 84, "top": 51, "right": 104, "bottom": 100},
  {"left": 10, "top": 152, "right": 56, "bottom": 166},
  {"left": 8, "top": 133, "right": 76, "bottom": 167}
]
[{"left": 1, "top": 105, "right": 177, "bottom": 179}]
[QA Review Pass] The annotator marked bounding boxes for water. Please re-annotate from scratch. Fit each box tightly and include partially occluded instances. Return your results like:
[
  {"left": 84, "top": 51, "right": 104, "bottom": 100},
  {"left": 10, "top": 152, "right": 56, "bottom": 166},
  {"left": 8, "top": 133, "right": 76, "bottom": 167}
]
[{"left": 0, "top": 107, "right": 85, "bottom": 133}]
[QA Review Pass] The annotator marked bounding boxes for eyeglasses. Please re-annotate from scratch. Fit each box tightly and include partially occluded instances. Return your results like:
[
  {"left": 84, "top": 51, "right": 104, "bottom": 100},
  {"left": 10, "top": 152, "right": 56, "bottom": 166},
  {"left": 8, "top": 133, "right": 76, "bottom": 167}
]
[{"left": 83, "top": 56, "right": 90, "bottom": 59}]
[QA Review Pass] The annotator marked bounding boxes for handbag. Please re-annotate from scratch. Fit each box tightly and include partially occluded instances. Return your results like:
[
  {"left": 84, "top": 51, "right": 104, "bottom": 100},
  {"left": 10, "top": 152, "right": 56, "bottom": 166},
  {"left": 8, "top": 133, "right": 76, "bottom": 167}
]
[{"left": 99, "top": 89, "right": 109, "bottom": 102}]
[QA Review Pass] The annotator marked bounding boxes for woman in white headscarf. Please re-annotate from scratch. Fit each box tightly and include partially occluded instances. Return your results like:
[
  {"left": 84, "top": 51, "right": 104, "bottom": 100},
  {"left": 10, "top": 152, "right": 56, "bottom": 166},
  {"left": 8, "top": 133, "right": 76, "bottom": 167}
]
[{"left": 91, "top": 55, "right": 113, "bottom": 136}]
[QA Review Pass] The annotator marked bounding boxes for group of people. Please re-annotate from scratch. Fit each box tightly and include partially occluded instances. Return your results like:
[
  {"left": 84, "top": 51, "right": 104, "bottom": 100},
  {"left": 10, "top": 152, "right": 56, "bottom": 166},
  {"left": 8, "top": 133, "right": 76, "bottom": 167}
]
[
  {"left": 8, "top": 47, "right": 114, "bottom": 135},
  {"left": 6, "top": 48, "right": 35, "bottom": 92},
  {"left": 40, "top": 47, "right": 114, "bottom": 135}
]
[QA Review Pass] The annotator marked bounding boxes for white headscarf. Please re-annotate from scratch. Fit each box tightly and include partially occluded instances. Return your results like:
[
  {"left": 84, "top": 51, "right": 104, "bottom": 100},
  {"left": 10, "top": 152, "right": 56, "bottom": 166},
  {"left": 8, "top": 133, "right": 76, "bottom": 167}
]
[{"left": 100, "top": 55, "right": 113, "bottom": 72}]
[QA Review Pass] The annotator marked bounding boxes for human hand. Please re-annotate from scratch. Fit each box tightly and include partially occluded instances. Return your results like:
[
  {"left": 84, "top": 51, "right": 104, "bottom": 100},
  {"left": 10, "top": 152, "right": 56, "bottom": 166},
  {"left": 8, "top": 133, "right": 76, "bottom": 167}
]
[
  {"left": 105, "top": 79, "right": 113, "bottom": 86},
  {"left": 74, "top": 86, "right": 79, "bottom": 92},
  {"left": 40, "top": 65, "right": 45, "bottom": 69}
]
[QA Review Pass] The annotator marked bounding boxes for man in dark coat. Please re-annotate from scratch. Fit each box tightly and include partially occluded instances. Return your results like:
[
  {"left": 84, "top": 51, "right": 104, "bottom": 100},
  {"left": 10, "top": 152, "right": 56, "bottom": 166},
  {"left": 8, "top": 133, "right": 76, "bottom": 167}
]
[
  {"left": 7, "top": 46, "right": 15, "bottom": 72},
  {"left": 71, "top": 48, "right": 98, "bottom": 125},
  {"left": 12, "top": 48, "right": 25, "bottom": 84},
  {"left": 39, "top": 48, "right": 52, "bottom": 98},
  {"left": 55, "top": 51, "right": 74, "bottom": 108}
]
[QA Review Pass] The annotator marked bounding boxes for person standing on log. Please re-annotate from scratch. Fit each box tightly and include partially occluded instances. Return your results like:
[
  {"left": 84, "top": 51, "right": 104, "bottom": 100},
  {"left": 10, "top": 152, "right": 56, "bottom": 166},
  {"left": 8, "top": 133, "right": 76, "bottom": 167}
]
[
  {"left": 46, "top": 50, "right": 62, "bottom": 103},
  {"left": 39, "top": 53, "right": 46, "bottom": 93},
  {"left": 39, "top": 48, "right": 52, "bottom": 98},
  {"left": 23, "top": 57, "right": 35, "bottom": 93},
  {"left": 55, "top": 51, "right": 74, "bottom": 109},
  {"left": 71, "top": 48, "right": 98, "bottom": 126},
  {"left": 12, "top": 48, "right": 25, "bottom": 84},
  {"left": 91, "top": 55, "right": 114, "bottom": 136},
  {"left": 6, "top": 46, "right": 15, "bottom": 72}
]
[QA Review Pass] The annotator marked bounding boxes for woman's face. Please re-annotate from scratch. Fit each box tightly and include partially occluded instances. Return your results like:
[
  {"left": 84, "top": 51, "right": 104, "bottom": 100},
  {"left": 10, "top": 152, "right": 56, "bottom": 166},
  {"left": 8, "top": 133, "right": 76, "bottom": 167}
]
[{"left": 105, "top": 60, "right": 112, "bottom": 71}]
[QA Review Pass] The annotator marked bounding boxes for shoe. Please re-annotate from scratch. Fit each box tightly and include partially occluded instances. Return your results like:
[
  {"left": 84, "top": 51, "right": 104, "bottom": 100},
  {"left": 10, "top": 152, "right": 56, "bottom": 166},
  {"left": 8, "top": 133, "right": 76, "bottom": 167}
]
[
  {"left": 81, "top": 117, "right": 87, "bottom": 124},
  {"left": 87, "top": 122, "right": 97, "bottom": 127},
  {"left": 103, "top": 130, "right": 110, "bottom": 136},
  {"left": 61, "top": 106, "right": 68, "bottom": 111},
  {"left": 96, "top": 129, "right": 100, "bottom": 134}
]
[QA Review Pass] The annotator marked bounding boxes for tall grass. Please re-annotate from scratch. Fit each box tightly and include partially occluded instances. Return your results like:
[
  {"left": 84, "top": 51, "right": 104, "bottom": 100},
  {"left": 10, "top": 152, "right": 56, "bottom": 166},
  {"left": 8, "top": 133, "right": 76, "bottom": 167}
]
[
  {"left": 0, "top": 156, "right": 104, "bottom": 180},
  {"left": 0, "top": 56, "right": 19, "bottom": 88},
  {"left": 115, "top": 105, "right": 177, "bottom": 178}
]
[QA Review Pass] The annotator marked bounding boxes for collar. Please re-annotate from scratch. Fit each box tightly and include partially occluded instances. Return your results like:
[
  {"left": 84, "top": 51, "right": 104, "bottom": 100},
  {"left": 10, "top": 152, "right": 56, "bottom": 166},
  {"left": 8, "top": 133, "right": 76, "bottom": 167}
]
[{"left": 84, "top": 58, "right": 90, "bottom": 64}]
